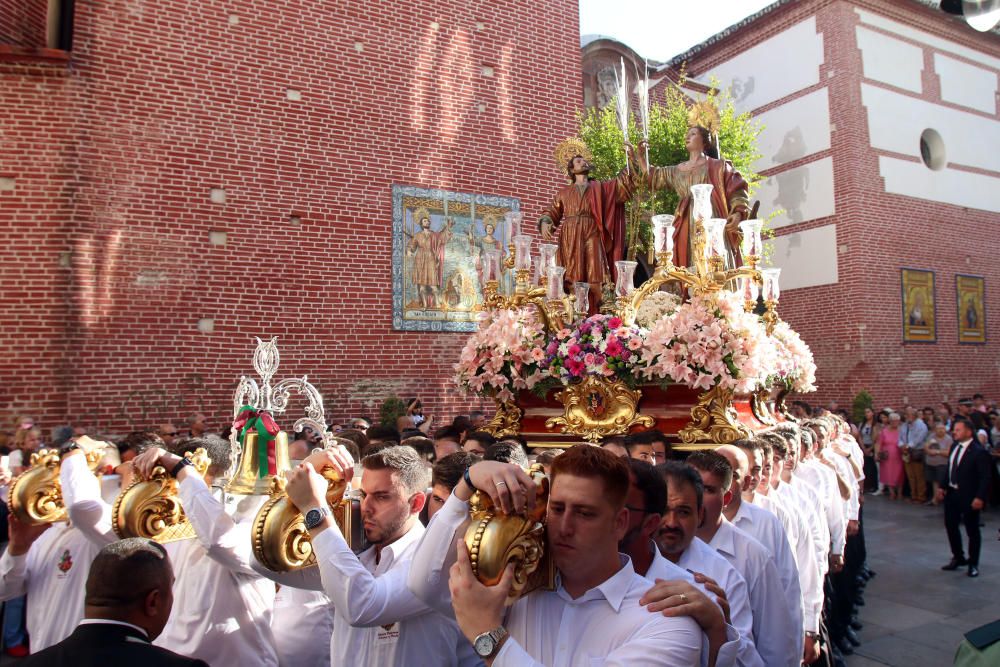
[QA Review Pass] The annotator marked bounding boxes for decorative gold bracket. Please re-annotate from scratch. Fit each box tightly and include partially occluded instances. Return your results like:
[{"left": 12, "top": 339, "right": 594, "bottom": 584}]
[
  {"left": 545, "top": 376, "right": 653, "bottom": 443},
  {"left": 678, "top": 385, "right": 754, "bottom": 445},
  {"left": 483, "top": 400, "right": 523, "bottom": 439}
]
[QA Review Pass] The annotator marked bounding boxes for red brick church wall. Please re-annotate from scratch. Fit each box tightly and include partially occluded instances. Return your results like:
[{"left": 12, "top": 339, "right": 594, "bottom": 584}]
[{"left": 0, "top": 1, "right": 581, "bottom": 434}]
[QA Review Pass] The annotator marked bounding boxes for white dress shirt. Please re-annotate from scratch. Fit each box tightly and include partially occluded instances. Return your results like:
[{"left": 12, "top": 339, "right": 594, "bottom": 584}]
[
  {"left": 707, "top": 520, "right": 801, "bottom": 667},
  {"left": 312, "top": 518, "right": 475, "bottom": 667},
  {"left": 408, "top": 494, "right": 703, "bottom": 667},
  {"left": 61, "top": 453, "right": 116, "bottom": 548},
  {"left": 272, "top": 586, "right": 334, "bottom": 667},
  {"left": 645, "top": 546, "right": 740, "bottom": 667},
  {"left": 777, "top": 479, "right": 828, "bottom": 576},
  {"left": 797, "top": 458, "right": 846, "bottom": 555},
  {"left": 0, "top": 521, "right": 99, "bottom": 652},
  {"left": 155, "top": 476, "right": 278, "bottom": 666},
  {"left": 731, "top": 499, "right": 801, "bottom": 630},
  {"left": 677, "top": 537, "right": 763, "bottom": 667},
  {"left": 821, "top": 450, "right": 860, "bottom": 521},
  {"left": 755, "top": 493, "right": 822, "bottom": 633}
]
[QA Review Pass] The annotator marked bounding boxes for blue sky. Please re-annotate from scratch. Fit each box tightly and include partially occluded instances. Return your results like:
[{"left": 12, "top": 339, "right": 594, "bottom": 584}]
[{"left": 579, "top": 0, "right": 777, "bottom": 62}]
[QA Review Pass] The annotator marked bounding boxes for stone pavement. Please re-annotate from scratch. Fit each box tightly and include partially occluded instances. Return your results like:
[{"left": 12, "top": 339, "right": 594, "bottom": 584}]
[{"left": 847, "top": 493, "right": 1000, "bottom": 666}]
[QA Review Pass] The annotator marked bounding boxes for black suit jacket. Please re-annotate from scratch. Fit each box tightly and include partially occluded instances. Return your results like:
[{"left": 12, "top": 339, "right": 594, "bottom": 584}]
[
  {"left": 22, "top": 623, "right": 209, "bottom": 667},
  {"left": 947, "top": 440, "right": 992, "bottom": 506}
]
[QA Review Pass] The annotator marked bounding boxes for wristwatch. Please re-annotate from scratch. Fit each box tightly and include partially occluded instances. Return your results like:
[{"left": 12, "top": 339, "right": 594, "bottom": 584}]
[
  {"left": 473, "top": 626, "right": 508, "bottom": 658},
  {"left": 170, "top": 457, "right": 193, "bottom": 478},
  {"left": 303, "top": 506, "right": 331, "bottom": 531},
  {"left": 463, "top": 466, "right": 477, "bottom": 491}
]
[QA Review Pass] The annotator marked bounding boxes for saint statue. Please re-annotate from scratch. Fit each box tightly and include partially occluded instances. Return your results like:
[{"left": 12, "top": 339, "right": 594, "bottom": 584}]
[
  {"left": 538, "top": 138, "right": 639, "bottom": 313},
  {"left": 635, "top": 117, "right": 751, "bottom": 270},
  {"left": 406, "top": 208, "right": 453, "bottom": 309}
]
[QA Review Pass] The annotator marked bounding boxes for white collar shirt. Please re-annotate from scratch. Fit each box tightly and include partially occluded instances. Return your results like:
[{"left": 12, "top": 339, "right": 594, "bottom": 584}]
[
  {"left": 756, "top": 493, "right": 823, "bottom": 632},
  {"left": 60, "top": 452, "right": 117, "bottom": 549},
  {"left": 678, "top": 538, "right": 763, "bottom": 667},
  {"left": 0, "top": 521, "right": 100, "bottom": 651},
  {"left": 949, "top": 439, "right": 974, "bottom": 488},
  {"left": 707, "top": 520, "right": 801, "bottom": 667},
  {"left": 407, "top": 494, "right": 702, "bottom": 667},
  {"left": 155, "top": 476, "right": 278, "bottom": 666},
  {"left": 778, "top": 479, "right": 829, "bottom": 575},
  {"left": 731, "top": 501, "right": 803, "bottom": 643},
  {"left": 311, "top": 518, "right": 476, "bottom": 667},
  {"left": 797, "top": 459, "right": 847, "bottom": 553},
  {"left": 271, "top": 586, "right": 334, "bottom": 667},
  {"left": 821, "top": 450, "right": 860, "bottom": 521}
]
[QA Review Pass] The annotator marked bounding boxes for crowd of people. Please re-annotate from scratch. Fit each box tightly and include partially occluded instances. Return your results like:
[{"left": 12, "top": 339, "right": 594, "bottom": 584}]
[{"left": 0, "top": 393, "right": 993, "bottom": 666}]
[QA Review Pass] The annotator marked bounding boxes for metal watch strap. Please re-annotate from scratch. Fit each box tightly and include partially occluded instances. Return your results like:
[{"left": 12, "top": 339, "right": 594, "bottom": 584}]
[
  {"left": 170, "top": 457, "right": 193, "bottom": 478},
  {"left": 484, "top": 626, "right": 508, "bottom": 657},
  {"left": 304, "top": 506, "right": 330, "bottom": 530},
  {"left": 463, "top": 466, "right": 477, "bottom": 491}
]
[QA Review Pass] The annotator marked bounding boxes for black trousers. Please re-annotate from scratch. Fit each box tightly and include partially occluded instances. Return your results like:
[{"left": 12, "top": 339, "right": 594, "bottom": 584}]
[{"left": 944, "top": 491, "right": 981, "bottom": 566}]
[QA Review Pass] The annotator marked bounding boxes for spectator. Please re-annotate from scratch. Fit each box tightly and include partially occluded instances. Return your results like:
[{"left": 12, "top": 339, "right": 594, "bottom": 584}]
[
  {"left": 450, "top": 415, "right": 472, "bottom": 442},
  {"left": 938, "top": 403, "right": 954, "bottom": 432},
  {"left": 157, "top": 424, "right": 179, "bottom": 448},
  {"left": 462, "top": 431, "right": 496, "bottom": 457},
  {"left": 990, "top": 413, "right": 1000, "bottom": 446},
  {"left": 900, "top": 407, "right": 929, "bottom": 504},
  {"left": 422, "top": 451, "right": 479, "bottom": 524},
  {"left": 400, "top": 436, "right": 435, "bottom": 463},
  {"left": 925, "top": 423, "right": 952, "bottom": 506},
  {"left": 431, "top": 426, "right": 463, "bottom": 461},
  {"left": 187, "top": 413, "right": 207, "bottom": 439},
  {"left": 533, "top": 448, "right": 563, "bottom": 474},
  {"left": 623, "top": 431, "right": 659, "bottom": 465},
  {"left": 878, "top": 413, "right": 905, "bottom": 500},
  {"left": 9, "top": 425, "right": 41, "bottom": 475},
  {"left": 601, "top": 436, "right": 628, "bottom": 458},
  {"left": 857, "top": 407, "right": 878, "bottom": 492},
  {"left": 350, "top": 418, "right": 371, "bottom": 432},
  {"left": 469, "top": 411, "right": 487, "bottom": 429},
  {"left": 365, "top": 425, "right": 400, "bottom": 452},
  {"left": 337, "top": 428, "right": 370, "bottom": 458}
]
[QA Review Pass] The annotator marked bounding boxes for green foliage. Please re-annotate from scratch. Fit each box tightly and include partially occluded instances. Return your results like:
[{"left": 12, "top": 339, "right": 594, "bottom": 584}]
[
  {"left": 851, "top": 390, "right": 874, "bottom": 425},
  {"left": 576, "top": 75, "right": 766, "bottom": 260},
  {"left": 379, "top": 395, "right": 407, "bottom": 428}
]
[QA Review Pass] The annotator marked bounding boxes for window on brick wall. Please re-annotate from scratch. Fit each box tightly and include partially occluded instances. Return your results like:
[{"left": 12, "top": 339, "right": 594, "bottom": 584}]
[
  {"left": 919, "top": 129, "right": 946, "bottom": 171},
  {"left": 0, "top": 0, "right": 74, "bottom": 51}
]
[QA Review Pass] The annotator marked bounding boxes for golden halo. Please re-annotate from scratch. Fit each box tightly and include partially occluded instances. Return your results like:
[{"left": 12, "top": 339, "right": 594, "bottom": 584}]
[
  {"left": 481, "top": 213, "right": 500, "bottom": 230},
  {"left": 687, "top": 99, "right": 721, "bottom": 133},
  {"left": 553, "top": 137, "right": 593, "bottom": 171},
  {"left": 413, "top": 207, "right": 431, "bottom": 224}
]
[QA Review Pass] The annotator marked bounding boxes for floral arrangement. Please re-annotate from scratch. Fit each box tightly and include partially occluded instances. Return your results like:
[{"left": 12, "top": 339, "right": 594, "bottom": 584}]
[
  {"left": 768, "top": 320, "right": 817, "bottom": 393},
  {"left": 454, "top": 308, "right": 548, "bottom": 403},
  {"left": 543, "top": 314, "right": 647, "bottom": 384},
  {"left": 635, "top": 290, "right": 681, "bottom": 329},
  {"left": 640, "top": 291, "right": 775, "bottom": 392}
]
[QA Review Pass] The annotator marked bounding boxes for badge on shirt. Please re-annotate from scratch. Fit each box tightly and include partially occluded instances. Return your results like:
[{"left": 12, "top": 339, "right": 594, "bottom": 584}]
[
  {"left": 376, "top": 622, "right": 400, "bottom": 646},
  {"left": 57, "top": 549, "right": 73, "bottom": 576}
]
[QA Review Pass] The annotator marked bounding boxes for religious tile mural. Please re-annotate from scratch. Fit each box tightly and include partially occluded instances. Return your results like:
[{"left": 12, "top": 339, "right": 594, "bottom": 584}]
[
  {"left": 392, "top": 185, "right": 519, "bottom": 332},
  {"left": 956, "top": 275, "right": 986, "bottom": 344},
  {"left": 901, "top": 268, "right": 936, "bottom": 343}
]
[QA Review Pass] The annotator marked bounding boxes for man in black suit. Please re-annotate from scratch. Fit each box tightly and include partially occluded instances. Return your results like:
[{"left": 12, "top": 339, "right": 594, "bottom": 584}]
[
  {"left": 23, "top": 538, "right": 208, "bottom": 666},
  {"left": 938, "top": 417, "right": 992, "bottom": 578}
]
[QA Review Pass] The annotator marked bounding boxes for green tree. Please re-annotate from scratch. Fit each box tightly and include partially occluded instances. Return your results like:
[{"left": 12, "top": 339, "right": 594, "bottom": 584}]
[
  {"left": 851, "top": 390, "right": 874, "bottom": 425},
  {"left": 576, "top": 75, "right": 767, "bottom": 261},
  {"left": 379, "top": 395, "right": 407, "bottom": 428}
]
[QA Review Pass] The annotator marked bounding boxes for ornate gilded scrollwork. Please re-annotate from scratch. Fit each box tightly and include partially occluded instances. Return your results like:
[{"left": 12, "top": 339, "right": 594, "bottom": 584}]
[
  {"left": 252, "top": 467, "right": 357, "bottom": 572},
  {"left": 483, "top": 399, "right": 523, "bottom": 439},
  {"left": 678, "top": 385, "right": 754, "bottom": 445},
  {"left": 773, "top": 387, "right": 796, "bottom": 422},
  {"left": 9, "top": 448, "right": 104, "bottom": 526},
  {"left": 545, "top": 376, "right": 653, "bottom": 443},
  {"left": 750, "top": 388, "right": 776, "bottom": 426},
  {"left": 112, "top": 448, "right": 211, "bottom": 543},
  {"left": 464, "top": 465, "right": 554, "bottom": 602}
]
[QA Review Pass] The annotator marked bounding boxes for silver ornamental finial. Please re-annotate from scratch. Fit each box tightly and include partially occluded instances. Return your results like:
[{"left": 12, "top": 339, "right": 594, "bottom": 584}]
[{"left": 253, "top": 337, "right": 280, "bottom": 387}]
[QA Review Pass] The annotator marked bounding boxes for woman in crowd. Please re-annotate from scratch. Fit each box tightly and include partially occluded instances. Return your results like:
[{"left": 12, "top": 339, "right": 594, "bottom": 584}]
[
  {"left": 9, "top": 424, "right": 41, "bottom": 475},
  {"left": 924, "top": 422, "right": 952, "bottom": 506},
  {"left": 871, "top": 410, "right": 890, "bottom": 495},
  {"left": 878, "top": 412, "right": 905, "bottom": 500},
  {"left": 858, "top": 407, "right": 879, "bottom": 492}
]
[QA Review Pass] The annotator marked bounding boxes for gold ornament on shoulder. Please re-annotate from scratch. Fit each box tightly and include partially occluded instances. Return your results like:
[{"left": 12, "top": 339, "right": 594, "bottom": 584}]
[
  {"left": 464, "top": 465, "right": 554, "bottom": 602},
  {"left": 545, "top": 376, "right": 653, "bottom": 443},
  {"left": 112, "top": 448, "right": 211, "bottom": 543}
]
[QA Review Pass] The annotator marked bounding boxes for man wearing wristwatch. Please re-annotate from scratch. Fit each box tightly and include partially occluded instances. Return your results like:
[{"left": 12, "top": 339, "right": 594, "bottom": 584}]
[
  {"left": 408, "top": 445, "right": 703, "bottom": 666},
  {"left": 284, "top": 444, "right": 480, "bottom": 666},
  {"left": 134, "top": 436, "right": 279, "bottom": 666}
]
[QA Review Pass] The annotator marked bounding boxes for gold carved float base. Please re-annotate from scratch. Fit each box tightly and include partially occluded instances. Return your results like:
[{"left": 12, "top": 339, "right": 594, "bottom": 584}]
[
  {"left": 679, "top": 385, "right": 754, "bottom": 445},
  {"left": 483, "top": 400, "right": 523, "bottom": 439},
  {"left": 545, "top": 376, "right": 653, "bottom": 443}
]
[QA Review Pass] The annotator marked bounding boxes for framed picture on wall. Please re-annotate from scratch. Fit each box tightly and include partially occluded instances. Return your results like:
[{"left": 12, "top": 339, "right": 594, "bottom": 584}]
[
  {"left": 901, "top": 268, "right": 936, "bottom": 343},
  {"left": 956, "top": 275, "right": 986, "bottom": 344}
]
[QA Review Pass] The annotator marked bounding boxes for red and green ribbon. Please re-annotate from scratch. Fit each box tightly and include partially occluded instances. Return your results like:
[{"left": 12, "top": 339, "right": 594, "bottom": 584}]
[{"left": 233, "top": 405, "right": 279, "bottom": 478}]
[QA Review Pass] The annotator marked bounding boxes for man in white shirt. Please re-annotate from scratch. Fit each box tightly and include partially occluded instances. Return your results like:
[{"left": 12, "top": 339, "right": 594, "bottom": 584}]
[
  {"left": 752, "top": 437, "right": 824, "bottom": 664},
  {"left": 285, "top": 444, "right": 476, "bottom": 666},
  {"left": 409, "top": 446, "right": 703, "bottom": 666},
  {"left": 0, "top": 445, "right": 105, "bottom": 652},
  {"left": 716, "top": 444, "right": 803, "bottom": 658},
  {"left": 687, "top": 452, "right": 801, "bottom": 667},
  {"left": 654, "top": 461, "right": 763, "bottom": 667},
  {"left": 135, "top": 435, "right": 279, "bottom": 667}
]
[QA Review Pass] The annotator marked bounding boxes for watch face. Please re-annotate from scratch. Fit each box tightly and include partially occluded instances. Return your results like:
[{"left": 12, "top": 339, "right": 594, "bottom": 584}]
[
  {"left": 305, "top": 509, "right": 322, "bottom": 528},
  {"left": 474, "top": 634, "right": 495, "bottom": 657}
]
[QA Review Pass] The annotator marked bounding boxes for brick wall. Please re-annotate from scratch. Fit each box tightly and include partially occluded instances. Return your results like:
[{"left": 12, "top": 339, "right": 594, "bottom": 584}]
[
  {"left": 0, "top": 1, "right": 47, "bottom": 49},
  {"left": 1, "top": 0, "right": 581, "bottom": 434},
  {"left": 674, "top": 0, "right": 1000, "bottom": 411}
]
